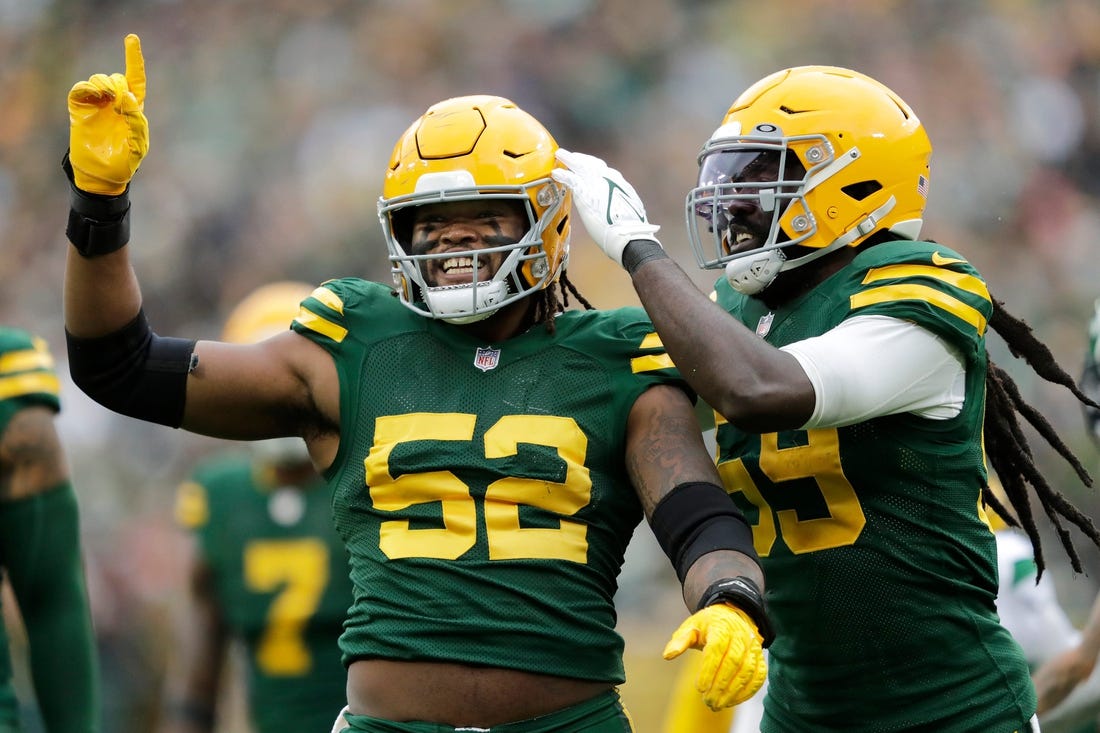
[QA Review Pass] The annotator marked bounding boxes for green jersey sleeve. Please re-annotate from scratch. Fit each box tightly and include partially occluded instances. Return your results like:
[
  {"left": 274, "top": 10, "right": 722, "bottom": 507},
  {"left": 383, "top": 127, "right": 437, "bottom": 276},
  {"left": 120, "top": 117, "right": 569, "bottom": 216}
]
[
  {"left": 845, "top": 241, "right": 992, "bottom": 362},
  {"left": 0, "top": 329, "right": 62, "bottom": 434},
  {"left": 715, "top": 240, "right": 992, "bottom": 365}
]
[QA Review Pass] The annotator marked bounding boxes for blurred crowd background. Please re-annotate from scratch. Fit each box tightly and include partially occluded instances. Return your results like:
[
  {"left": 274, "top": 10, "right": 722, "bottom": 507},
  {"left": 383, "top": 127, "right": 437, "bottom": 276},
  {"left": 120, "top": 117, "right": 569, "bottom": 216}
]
[{"left": 3, "top": 0, "right": 1100, "bottom": 730}]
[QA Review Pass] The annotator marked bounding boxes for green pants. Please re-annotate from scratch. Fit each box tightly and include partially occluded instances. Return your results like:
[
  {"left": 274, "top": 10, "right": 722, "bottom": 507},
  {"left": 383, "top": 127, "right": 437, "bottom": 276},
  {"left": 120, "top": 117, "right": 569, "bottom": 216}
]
[{"left": 337, "top": 690, "right": 634, "bottom": 733}]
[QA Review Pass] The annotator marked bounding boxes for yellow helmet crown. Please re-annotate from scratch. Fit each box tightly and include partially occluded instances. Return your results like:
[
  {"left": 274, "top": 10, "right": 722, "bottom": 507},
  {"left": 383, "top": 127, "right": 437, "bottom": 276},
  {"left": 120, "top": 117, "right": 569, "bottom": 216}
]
[
  {"left": 221, "top": 281, "right": 314, "bottom": 344},
  {"left": 379, "top": 95, "right": 571, "bottom": 323},
  {"left": 221, "top": 281, "right": 315, "bottom": 467}
]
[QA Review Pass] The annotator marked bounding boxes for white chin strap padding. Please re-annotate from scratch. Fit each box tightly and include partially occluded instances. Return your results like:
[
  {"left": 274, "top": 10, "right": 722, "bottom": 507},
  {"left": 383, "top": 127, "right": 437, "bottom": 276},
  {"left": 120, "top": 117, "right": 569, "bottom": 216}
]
[
  {"left": 426, "top": 281, "right": 510, "bottom": 324},
  {"left": 725, "top": 250, "right": 786, "bottom": 295}
]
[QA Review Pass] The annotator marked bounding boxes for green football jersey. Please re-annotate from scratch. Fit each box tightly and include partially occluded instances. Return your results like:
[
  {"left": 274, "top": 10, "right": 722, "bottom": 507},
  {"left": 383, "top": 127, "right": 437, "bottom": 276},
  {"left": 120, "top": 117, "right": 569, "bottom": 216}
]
[
  {"left": 713, "top": 241, "right": 1035, "bottom": 732},
  {"left": 0, "top": 328, "right": 62, "bottom": 731},
  {"left": 291, "top": 278, "right": 685, "bottom": 684},
  {"left": 174, "top": 453, "right": 353, "bottom": 733}
]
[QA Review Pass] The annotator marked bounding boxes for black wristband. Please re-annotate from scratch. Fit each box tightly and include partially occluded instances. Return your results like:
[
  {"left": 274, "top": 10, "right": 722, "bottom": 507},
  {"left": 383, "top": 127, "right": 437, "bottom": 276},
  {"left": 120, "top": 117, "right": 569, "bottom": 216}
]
[
  {"left": 622, "top": 239, "right": 668, "bottom": 275},
  {"left": 697, "top": 576, "right": 775, "bottom": 648},
  {"left": 61, "top": 151, "right": 131, "bottom": 257}
]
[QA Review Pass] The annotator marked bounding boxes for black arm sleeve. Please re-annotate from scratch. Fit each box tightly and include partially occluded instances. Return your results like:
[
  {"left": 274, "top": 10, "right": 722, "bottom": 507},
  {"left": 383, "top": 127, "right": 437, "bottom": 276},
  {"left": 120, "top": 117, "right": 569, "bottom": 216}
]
[
  {"left": 66, "top": 310, "right": 195, "bottom": 428},
  {"left": 649, "top": 481, "right": 759, "bottom": 583}
]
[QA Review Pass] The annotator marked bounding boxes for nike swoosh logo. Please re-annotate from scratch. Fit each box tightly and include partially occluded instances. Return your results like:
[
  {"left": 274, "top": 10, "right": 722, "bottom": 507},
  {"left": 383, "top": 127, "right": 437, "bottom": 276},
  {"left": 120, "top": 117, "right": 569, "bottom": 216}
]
[{"left": 931, "top": 251, "right": 965, "bottom": 266}]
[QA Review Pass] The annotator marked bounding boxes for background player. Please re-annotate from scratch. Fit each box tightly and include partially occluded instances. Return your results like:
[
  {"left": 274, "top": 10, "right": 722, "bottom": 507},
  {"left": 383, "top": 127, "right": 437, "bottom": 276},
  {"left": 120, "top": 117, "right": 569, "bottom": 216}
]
[
  {"left": 555, "top": 65, "right": 1100, "bottom": 731},
  {"left": 0, "top": 327, "right": 99, "bottom": 732},
  {"left": 157, "top": 282, "right": 353, "bottom": 733}
]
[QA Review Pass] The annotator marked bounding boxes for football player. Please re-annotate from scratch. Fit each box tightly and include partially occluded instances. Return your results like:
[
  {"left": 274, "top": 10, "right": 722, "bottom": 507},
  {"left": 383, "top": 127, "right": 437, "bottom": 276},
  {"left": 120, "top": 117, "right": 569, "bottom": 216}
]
[
  {"left": 0, "top": 328, "right": 98, "bottom": 732},
  {"left": 993, "top": 499, "right": 1100, "bottom": 733},
  {"left": 661, "top": 489, "right": 1100, "bottom": 733},
  {"left": 556, "top": 65, "right": 1100, "bottom": 731},
  {"left": 61, "top": 35, "right": 770, "bottom": 731},
  {"left": 158, "top": 282, "right": 353, "bottom": 733},
  {"left": 1026, "top": 301, "right": 1100, "bottom": 733}
]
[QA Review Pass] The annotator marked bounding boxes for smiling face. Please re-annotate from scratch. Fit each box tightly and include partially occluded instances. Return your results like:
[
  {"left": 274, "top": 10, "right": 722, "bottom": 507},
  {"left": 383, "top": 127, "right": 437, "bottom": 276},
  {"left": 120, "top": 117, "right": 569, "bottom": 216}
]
[
  {"left": 379, "top": 96, "right": 572, "bottom": 324},
  {"left": 408, "top": 199, "right": 530, "bottom": 288}
]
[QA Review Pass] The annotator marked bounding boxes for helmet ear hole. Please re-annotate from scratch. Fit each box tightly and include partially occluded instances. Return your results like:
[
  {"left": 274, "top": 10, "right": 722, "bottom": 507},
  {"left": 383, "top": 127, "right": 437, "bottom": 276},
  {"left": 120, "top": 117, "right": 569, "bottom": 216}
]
[
  {"left": 556, "top": 213, "right": 569, "bottom": 238},
  {"left": 841, "top": 180, "right": 883, "bottom": 201}
]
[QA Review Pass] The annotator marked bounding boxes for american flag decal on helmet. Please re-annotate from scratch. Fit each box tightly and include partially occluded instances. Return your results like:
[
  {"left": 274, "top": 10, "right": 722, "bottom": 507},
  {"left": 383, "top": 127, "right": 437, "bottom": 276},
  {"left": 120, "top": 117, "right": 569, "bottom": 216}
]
[
  {"left": 474, "top": 346, "right": 501, "bottom": 372},
  {"left": 917, "top": 175, "right": 929, "bottom": 198}
]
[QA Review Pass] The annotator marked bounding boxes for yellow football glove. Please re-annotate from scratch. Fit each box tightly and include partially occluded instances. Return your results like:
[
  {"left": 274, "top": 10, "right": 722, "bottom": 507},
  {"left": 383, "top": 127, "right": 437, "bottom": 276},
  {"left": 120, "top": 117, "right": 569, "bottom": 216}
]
[
  {"left": 662, "top": 603, "right": 768, "bottom": 711},
  {"left": 67, "top": 33, "right": 148, "bottom": 195}
]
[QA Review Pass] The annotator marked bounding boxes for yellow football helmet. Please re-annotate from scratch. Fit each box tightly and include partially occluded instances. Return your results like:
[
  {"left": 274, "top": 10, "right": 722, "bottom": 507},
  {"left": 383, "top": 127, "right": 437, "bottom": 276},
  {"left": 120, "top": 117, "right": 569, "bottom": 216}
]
[
  {"left": 685, "top": 65, "right": 932, "bottom": 294},
  {"left": 221, "top": 281, "right": 314, "bottom": 344},
  {"left": 378, "top": 95, "right": 571, "bottom": 323},
  {"left": 221, "top": 281, "right": 316, "bottom": 467}
]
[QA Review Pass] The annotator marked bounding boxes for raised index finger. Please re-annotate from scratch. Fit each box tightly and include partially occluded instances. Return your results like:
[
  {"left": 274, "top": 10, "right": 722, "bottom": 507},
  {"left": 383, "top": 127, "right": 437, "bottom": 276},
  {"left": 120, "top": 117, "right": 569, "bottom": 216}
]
[{"left": 124, "top": 34, "right": 146, "bottom": 106}]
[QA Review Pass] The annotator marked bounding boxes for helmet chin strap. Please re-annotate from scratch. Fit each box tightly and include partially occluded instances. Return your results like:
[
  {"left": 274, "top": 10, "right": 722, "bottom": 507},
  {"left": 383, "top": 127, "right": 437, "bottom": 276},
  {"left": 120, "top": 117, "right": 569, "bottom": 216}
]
[
  {"left": 423, "top": 243, "right": 530, "bottom": 324},
  {"left": 427, "top": 281, "right": 510, "bottom": 324},
  {"left": 725, "top": 249, "right": 786, "bottom": 295}
]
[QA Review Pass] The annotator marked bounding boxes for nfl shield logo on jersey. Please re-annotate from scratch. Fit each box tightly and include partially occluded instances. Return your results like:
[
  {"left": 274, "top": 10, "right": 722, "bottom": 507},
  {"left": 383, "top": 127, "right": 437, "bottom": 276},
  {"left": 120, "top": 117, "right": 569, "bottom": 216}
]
[
  {"left": 756, "top": 312, "right": 775, "bottom": 338},
  {"left": 474, "top": 346, "right": 501, "bottom": 372}
]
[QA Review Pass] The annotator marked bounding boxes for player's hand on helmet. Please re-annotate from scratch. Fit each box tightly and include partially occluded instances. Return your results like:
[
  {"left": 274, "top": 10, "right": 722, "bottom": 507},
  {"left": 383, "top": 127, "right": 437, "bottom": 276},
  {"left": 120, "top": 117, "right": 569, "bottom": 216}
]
[
  {"left": 551, "top": 149, "right": 661, "bottom": 267},
  {"left": 662, "top": 602, "right": 767, "bottom": 711},
  {"left": 67, "top": 33, "right": 149, "bottom": 195}
]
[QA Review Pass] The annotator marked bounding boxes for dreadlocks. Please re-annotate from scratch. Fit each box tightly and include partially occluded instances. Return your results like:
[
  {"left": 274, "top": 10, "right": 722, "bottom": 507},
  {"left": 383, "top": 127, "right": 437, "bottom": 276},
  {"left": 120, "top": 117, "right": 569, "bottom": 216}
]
[
  {"left": 532, "top": 271, "right": 595, "bottom": 335},
  {"left": 982, "top": 296, "right": 1100, "bottom": 577}
]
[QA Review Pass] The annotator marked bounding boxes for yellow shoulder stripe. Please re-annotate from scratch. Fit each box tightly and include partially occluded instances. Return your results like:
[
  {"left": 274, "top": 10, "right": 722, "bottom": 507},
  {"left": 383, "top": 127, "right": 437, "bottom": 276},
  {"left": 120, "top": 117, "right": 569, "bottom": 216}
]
[
  {"left": 0, "top": 372, "right": 61, "bottom": 401},
  {"left": 861, "top": 264, "right": 991, "bottom": 303},
  {"left": 851, "top": 283, "right": 988, "bottom": 335},
  {"left": 632, "top": 332, "right": 674, "bottom": 373},
  {"left": 311, "top": 286, "right": 345, "bottom": 314},
  {"left": 0, "top": 348, "right": 55, "bottom": 376},
  {"left": 631, "top": 353, "right": 675, "bottom": 374},
  {"left": 294, "top": 306, "right": 347, "bottom": 343}
]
